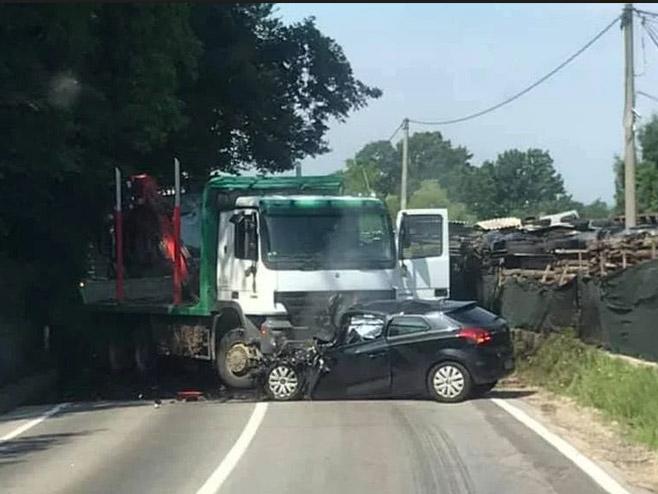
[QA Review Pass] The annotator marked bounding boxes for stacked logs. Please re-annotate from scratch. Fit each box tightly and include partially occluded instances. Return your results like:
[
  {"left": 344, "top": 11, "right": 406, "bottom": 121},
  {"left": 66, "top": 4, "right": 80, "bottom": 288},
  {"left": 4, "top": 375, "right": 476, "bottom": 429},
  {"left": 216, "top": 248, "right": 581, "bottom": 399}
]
[{"left": 497, "top": 232, "right": 658, "bottom": 286}]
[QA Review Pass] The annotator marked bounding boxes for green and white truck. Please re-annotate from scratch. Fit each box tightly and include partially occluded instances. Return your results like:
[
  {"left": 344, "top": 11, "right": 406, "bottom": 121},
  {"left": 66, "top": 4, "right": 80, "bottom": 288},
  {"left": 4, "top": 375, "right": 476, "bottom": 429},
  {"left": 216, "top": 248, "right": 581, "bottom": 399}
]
[{"left": 80, "top": 171, "right": 449, "bottom": 388}]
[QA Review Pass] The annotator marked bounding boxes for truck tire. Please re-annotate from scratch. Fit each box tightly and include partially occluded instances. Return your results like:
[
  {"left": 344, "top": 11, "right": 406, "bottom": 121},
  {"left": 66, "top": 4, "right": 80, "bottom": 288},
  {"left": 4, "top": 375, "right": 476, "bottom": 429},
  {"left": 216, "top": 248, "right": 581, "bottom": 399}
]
[
  {"left": 133, "top": 326, "right": 157, "bottom": 376},
  {"left": 108, "top": 335, "right": 132, "bottom": 373},
  {"left": 216, "top": 329, "right": 256, "bottom": 389}
]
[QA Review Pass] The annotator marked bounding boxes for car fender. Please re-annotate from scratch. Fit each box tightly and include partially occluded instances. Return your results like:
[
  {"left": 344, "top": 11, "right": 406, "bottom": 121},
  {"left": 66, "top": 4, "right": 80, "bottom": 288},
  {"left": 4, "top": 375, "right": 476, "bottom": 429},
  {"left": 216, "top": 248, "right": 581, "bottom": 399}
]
[{"left": 426, "top": 348, "right": 477, "bottom": 380}]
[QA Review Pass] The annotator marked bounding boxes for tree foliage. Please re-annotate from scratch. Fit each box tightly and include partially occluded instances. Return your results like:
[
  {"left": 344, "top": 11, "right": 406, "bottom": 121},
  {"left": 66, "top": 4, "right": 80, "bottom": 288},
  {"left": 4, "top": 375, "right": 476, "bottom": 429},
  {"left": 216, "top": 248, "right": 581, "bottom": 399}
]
[
  {"left": 471, "top": 149, "right": 568, "bottom": 218},
  {"left": 170, "top": 4, "right": 381, "bottom": 176},
  {"left": 0, "top": 4, "right": 380, "bottom": 323},
  {"left": 615, "top": 114, "right": 658, "bottom": 214},
  {"left": 341, "top": 132, "right": 581, "bottom": 222}
]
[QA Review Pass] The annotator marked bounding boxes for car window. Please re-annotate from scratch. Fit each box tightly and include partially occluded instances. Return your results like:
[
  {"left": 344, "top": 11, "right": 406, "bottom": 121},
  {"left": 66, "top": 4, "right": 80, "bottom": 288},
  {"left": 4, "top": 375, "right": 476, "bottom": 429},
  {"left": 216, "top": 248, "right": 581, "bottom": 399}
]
[
  {"left": 344, "top": 314, "right": 385, "bottom": 344},
  {"left": 387, "top": 316, "right": 430, "bottom": 337},
  {"left": 447, "top": 306, "right": 498, "bottom": 326}
]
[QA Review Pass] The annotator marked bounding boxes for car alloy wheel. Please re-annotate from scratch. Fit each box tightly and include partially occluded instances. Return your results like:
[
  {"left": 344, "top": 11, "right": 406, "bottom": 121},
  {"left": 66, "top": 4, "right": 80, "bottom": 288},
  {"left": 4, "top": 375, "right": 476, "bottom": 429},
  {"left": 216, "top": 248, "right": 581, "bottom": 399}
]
[
  {"left": 267, "top": 365, "right": 300, "bottom": 401},
  {"left": 428, "top": 361, "right": 472, "bottom": 403}
]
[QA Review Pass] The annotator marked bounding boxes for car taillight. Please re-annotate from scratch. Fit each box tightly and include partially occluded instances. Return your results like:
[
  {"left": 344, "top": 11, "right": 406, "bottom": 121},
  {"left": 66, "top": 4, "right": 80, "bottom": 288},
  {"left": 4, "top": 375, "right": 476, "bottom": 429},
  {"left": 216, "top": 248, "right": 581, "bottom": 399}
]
[{"left": 458, "top": 327, "right": 492, "bottom": 345}]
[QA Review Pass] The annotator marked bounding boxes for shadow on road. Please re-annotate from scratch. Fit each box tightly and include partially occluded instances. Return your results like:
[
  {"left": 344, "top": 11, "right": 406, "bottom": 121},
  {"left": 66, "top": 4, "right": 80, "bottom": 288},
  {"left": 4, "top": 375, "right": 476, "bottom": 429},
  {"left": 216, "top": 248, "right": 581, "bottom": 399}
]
[
  {"left": 0, "top": 430, "right": 101, "bottom": 465},
  {"left": 473, "top": 388, "right": 537, "bottom": 400}
]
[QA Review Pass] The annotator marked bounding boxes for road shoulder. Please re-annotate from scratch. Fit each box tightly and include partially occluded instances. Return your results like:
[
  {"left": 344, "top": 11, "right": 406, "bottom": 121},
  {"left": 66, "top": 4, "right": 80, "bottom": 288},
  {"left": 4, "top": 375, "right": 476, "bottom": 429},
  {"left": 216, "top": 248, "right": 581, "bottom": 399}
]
[{"left": 494, "top": 379, "right": 657, "bottom": 494}]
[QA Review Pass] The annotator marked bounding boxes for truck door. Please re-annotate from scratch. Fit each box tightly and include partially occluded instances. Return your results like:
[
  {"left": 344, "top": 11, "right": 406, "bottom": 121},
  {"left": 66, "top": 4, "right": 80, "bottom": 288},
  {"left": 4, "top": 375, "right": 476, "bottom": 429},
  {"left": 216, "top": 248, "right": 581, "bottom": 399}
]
[
  {"left": 217, "top": 209, "right": 259, "bottom": 303},
  {"left": 395, "top": 209, "right": 449, "bottom": 299}
]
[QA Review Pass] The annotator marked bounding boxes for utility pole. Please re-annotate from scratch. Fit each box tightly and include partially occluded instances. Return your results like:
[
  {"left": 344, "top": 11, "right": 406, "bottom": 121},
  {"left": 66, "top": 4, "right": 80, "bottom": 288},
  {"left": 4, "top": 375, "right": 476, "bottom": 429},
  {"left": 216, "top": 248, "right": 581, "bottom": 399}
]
[
  {"left": 295, "top": 163, "right": 302, "bottom": 177},
  {"left": 623, "top": 3, "right": 637, "bottom": 229},
  {"left": 400, "top": 118, "right": 409, "bottom": 210}
]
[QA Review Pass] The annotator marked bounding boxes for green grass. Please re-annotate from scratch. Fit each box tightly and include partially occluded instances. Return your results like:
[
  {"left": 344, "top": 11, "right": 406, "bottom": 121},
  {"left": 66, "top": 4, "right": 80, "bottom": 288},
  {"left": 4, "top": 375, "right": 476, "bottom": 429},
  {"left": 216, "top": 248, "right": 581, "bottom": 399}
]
[{"left": 516, "top": 331, "right": 658, "bottom": 450}]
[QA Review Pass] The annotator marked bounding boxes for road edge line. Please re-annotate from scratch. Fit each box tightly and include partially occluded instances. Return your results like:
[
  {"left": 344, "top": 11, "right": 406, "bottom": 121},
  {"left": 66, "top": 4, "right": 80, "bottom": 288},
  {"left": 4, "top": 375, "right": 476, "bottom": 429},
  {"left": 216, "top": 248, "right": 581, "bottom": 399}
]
[
  {"left": 491, "top": 398, "right": 631, "bottom": 494},
  {"left": 0, "top": 402, "right": 69, "bottom": 442},
  {"left": 196, "top": 402, "right": 268, "bottom": 494}
]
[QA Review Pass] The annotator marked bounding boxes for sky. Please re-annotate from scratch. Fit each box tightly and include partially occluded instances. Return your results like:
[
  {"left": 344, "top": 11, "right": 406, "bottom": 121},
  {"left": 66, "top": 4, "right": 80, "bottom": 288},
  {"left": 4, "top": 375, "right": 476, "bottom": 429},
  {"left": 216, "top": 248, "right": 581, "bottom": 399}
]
[{"left": 274, "top": 3, "right": 658, "bottom": 205}]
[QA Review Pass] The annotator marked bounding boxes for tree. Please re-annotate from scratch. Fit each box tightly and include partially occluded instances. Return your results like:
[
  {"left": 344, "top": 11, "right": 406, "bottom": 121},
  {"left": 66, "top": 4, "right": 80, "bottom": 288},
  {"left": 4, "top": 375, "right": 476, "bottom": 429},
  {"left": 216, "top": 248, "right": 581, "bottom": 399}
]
[
  {"left": 615, "top": 114, "right": 658, "bottom": 214},
  {"left": 342, "top": 141, "right": 398, "bottom": 197},
  {"left": 342, "top": 131, "right": 473, "bottom": 205},
  {"left": 0, "top": 4, "right": 379, "bottom": 328},
  {"left": 471, "top": 149, "right": 569, "bottom": 218},
  {"left": 579, "top": 199, "right": 611, "bottom": 219},
  {"left": 408, "top": 180, "right": 476, "bottom": 223},
  {"left": 168, "top": 4, "right": 381, "bottom": 177}
]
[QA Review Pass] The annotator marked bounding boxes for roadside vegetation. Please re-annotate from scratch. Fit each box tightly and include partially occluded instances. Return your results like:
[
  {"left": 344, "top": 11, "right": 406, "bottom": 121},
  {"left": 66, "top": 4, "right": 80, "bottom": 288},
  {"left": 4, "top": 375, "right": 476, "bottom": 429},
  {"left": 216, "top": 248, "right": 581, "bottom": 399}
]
[{"left": 515, "top": 331, "right": 658, "bottom": 450}]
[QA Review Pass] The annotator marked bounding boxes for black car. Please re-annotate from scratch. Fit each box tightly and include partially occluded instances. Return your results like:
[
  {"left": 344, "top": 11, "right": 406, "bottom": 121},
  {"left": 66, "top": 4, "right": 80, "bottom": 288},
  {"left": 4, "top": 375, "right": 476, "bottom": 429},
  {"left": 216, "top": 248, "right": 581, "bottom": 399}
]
[{"left": 261, "top": 299, "right": 515, "bottom": 403}]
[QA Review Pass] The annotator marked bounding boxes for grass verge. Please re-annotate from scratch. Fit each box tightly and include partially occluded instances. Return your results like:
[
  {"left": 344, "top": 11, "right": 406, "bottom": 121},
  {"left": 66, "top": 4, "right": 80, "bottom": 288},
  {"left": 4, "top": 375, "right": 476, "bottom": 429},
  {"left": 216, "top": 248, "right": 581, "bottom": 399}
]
[{"left": 515, "top": 331, "right": 658, "bottom": 450}]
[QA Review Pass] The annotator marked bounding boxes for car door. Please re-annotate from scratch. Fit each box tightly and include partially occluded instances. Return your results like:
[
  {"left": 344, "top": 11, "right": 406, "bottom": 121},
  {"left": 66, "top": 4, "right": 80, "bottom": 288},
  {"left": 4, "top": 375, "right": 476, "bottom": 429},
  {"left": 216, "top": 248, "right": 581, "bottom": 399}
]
[
  {"left": 395, "top": 209, "right": 450, "bottom": 299},
  {"left": 315, "top": 316, "right": 391, "bottom": 398},
  {"left": 387, "top": 314, "right": 454, "bottom": 396}
]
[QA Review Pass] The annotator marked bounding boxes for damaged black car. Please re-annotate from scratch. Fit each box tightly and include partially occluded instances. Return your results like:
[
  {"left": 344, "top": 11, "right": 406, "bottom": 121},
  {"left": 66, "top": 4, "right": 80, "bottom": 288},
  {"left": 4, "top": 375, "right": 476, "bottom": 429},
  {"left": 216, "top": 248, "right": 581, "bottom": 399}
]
[{"left": 258, "top": 298, "right": 515, "bottom": 403}]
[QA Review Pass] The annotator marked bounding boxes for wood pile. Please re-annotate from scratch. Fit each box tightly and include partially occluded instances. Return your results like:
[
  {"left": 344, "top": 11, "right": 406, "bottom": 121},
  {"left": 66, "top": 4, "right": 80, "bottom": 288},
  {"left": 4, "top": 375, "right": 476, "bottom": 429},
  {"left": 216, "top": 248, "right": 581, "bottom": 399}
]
[
  {"left": 498, "top": 232, "right": 658, "bottom": 286},
  {"left": 587, "top": 234, "right": 657, "bottom": 277}
]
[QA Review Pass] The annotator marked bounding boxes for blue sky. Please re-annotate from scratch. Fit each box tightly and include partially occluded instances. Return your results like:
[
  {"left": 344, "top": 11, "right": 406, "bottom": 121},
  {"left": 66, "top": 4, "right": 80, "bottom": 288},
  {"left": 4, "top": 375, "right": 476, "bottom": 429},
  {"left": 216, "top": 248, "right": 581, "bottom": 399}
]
[{"left": 275, "top": 3, "right": 658, "bottom": 205}]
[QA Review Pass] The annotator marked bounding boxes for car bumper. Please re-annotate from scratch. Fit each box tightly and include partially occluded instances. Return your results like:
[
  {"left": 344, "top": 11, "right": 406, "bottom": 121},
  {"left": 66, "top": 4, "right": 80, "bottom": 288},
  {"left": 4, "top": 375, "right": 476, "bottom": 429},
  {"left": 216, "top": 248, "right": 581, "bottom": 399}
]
[{"left": 468, "top": 347, "right": 515, "bottom": 385}]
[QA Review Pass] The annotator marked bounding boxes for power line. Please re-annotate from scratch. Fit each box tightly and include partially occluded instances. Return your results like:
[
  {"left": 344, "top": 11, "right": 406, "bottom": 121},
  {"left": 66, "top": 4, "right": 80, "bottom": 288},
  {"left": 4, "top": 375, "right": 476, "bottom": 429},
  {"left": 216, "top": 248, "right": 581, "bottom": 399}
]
[
  {"left": 634, "top": 7, "right": 658, "bottom": 18},
  {"left": 408, "top": 15, "right": 621, "bottom": 126},
  {"left": 638, "top": 90, "right": 658, "bottom": 103},
  {"left": 640, "top": 16, "right": 658, "bottom": 51},
  {"left": 388, "top": 120, "right": 404, "bottom": 142}
]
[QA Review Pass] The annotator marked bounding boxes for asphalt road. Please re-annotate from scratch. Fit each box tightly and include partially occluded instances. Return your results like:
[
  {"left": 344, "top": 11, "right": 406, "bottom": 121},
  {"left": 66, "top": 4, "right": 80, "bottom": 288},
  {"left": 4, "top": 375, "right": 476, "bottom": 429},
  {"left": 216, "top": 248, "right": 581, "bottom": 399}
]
[{"left": 0, "top": 396, "right": 631, "bottom": 494}]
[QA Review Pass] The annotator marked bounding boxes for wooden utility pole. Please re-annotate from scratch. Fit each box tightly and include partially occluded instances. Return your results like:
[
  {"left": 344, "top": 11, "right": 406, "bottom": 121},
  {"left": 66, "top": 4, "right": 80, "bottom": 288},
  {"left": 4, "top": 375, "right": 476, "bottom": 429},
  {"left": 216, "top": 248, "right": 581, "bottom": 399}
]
[
  {"left": 623, "top": 3, "right": 637, "bottom": 229},
  {"left": 400, "top": 118, "right": 409, "bottom": 210}
]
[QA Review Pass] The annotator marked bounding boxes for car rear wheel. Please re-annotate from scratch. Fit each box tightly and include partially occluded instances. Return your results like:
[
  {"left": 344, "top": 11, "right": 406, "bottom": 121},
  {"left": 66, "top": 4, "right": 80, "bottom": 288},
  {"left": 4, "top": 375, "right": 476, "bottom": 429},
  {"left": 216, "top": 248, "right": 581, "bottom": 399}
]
[
  {"left": 265, "top": 364, "right": 303, "bottom": 401},
  {"left": 427, "top": 362, "right": 472, "bottom": 403}
]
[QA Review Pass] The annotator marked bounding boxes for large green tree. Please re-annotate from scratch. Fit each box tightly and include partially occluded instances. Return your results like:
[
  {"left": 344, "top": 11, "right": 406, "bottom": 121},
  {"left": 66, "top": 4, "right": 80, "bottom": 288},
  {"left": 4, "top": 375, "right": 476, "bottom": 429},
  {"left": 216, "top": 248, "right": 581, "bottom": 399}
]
[
  {"left": 470, "top": 149, "right": 569, "bottom": 218},
  {"left": 342, "top": 131, "right": 473, "bottom": 205},
  {"left": 615, "top": 114, "right": 658, "bottom": 214},
  {"left": 0, "top": 4, "right": 380, "bottom": 326},
  {"left": 167, "top": 4, "right": 381, "bottom": 177}
]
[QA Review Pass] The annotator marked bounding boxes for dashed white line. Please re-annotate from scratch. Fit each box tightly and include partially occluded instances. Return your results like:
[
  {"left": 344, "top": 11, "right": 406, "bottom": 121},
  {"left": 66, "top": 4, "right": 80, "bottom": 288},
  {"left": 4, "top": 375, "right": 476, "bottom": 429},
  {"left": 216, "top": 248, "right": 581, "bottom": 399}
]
[
  {"left": 491, "top": 398, "right": 631, "bottom": 494},
  {"left": 196, "top": 402, "right": 268, "bottom": 494},
  {"left": 0, "top": 403, "right": 69, "bottom": 443}
]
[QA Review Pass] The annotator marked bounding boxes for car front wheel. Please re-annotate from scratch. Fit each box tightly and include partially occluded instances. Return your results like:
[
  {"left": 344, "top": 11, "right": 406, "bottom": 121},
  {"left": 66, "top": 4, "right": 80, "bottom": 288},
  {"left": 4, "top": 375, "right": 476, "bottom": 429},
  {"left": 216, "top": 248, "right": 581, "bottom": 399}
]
[
  {"left": 265, "top": 364, "right": 303, "bottom": 401},
  {"left": 427, "top": 362, "right": 472, "bottom": 403}
]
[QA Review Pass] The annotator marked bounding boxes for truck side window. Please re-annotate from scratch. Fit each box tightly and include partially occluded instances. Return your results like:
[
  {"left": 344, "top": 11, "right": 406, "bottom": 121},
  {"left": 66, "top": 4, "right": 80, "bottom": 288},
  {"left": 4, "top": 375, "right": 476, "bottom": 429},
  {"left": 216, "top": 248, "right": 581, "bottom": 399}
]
[
  {"left": 233, "top": 213, "right": 258, "bottom": 260},
  {"left": 400, "top": 214, "right": 443, "bottom": 259}
]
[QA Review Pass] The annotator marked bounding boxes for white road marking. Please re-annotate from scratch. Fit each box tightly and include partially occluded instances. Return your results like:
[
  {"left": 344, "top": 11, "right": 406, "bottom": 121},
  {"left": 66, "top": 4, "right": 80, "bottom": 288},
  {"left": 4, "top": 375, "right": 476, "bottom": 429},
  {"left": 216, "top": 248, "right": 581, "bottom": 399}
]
[
  {"left": 196, "top": 402, "right": 268, "bottom": 494},
  {"left": 0, "top": 403, "right": 69, "bottom": 442},
  {"left": 491, "top": 398, "right": 631, "bottom": 494}
]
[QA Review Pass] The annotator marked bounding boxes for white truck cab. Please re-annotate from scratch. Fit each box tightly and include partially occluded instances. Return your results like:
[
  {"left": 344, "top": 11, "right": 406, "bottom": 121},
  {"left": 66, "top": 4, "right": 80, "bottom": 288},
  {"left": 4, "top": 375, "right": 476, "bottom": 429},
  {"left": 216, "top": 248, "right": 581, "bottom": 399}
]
[{"left": 215, "top": 195, "right": 449, "bottom": 337}]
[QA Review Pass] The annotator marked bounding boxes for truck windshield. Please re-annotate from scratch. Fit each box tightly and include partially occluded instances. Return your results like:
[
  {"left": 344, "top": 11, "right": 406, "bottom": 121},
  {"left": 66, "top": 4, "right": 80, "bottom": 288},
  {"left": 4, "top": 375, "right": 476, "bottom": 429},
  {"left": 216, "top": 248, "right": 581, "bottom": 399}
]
[{"left": 260, "top": 207, "right": 395, "bottom": 270}]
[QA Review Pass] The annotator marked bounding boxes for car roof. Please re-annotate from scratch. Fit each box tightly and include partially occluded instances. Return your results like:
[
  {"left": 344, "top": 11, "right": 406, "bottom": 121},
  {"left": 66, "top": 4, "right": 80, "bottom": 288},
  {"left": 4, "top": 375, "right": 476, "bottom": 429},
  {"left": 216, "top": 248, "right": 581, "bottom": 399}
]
[{"left": 346, "top": 298, "right": 477, "bottom": 317}]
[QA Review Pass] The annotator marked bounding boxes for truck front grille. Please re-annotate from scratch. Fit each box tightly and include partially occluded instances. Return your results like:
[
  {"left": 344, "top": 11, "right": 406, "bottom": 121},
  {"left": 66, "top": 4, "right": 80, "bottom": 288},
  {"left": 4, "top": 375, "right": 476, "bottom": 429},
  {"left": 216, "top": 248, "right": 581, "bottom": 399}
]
[{"left": 274, "top": 290, "right": 395, "bottom": 328}]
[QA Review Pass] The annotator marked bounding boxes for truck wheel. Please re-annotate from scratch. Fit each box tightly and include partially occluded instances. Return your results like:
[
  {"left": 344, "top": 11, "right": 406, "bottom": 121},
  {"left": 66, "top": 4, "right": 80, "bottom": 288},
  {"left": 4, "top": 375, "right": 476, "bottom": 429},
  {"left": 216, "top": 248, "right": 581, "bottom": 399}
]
[
  {"left": 133, "top": 327, "right": 156, "bottom": 375},
  {"left": 108, "top": 336, "right": 132, "bottom": 373},
  {"left": 216, "top": 329, "right": 255, "bottom": 389}
]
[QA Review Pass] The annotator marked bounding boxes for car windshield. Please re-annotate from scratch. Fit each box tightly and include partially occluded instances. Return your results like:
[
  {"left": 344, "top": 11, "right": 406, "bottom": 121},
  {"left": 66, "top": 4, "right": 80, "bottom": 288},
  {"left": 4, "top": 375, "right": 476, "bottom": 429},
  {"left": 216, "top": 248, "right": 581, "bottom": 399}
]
[{"left": 260, "top": 206, "right": 395, "bottom": 270}]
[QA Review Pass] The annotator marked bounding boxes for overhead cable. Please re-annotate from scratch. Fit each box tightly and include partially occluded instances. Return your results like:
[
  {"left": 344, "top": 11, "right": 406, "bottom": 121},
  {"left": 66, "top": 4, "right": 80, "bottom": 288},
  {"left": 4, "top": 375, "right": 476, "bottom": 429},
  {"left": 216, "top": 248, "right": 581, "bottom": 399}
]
[{"left": 408, "top": 15, "right": 621, "bottom": 126}]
